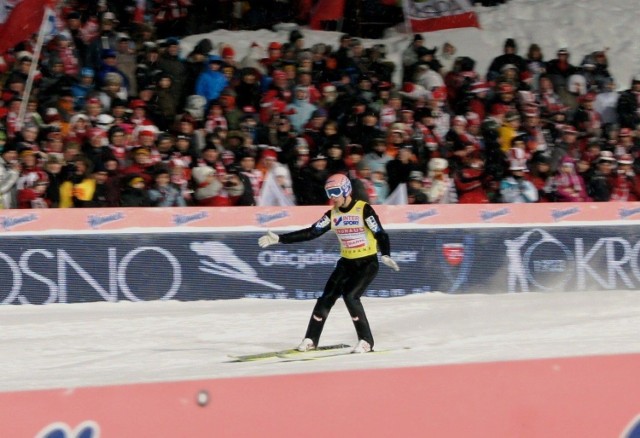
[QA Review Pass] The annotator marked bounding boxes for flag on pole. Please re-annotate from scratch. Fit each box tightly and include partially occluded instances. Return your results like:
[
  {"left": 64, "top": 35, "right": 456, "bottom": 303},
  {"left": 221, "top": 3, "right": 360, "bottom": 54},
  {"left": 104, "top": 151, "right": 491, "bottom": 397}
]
[
  {"left": 0, "top": 0, "right": 56, "bottom": 53},
  {"left": 402, "top": 0, "right": 480, "bottom": 33},
  {"left": 384, "top": 183, "right": 408, "bottom": 205},
  {"left": 309, "top": 0, "right": 345, "bottom": 30},
  {"left": 257, "top": 166, "right": 295, "bottom": 207}
]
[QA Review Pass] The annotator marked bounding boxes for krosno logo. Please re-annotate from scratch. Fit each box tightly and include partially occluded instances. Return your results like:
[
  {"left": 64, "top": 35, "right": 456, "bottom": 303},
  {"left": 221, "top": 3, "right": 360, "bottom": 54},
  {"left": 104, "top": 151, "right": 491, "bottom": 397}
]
[
  {"left": 173, "top": 211, "right": 208, "bottom": 226},
  {"left": 407, "top": 209, "right": 438, "bottom": 222},
  {"left": 257, "top": 211, "right": 289, "bottom": 225},
  {"left": 620, "top": 207, "right": 640, "bottom": 219},
  {"left": 480, "top": 208, "right": 509, "bottom": 222},
  {"left": 87, "top": 212, "right": 125, "bottom": 229},
  {"left": 551, "top": 207, "right": 580, "bottom": 222},
  {"left": 1, "top": 213, "right": 37, "bottom": 231}
]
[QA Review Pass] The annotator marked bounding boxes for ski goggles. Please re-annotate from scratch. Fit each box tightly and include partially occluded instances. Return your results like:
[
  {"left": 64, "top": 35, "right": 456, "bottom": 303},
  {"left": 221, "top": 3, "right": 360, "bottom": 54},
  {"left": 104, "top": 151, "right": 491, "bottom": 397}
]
[{"left": 325, "top": 186, "right": 342, "bottom": 198}]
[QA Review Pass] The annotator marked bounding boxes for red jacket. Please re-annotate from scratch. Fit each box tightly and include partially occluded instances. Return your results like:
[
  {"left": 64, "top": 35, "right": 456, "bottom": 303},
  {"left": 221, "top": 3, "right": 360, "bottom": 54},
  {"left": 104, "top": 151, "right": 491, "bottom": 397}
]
[{"left": 455, "top": 167, "right": 489, "bottom": 203}]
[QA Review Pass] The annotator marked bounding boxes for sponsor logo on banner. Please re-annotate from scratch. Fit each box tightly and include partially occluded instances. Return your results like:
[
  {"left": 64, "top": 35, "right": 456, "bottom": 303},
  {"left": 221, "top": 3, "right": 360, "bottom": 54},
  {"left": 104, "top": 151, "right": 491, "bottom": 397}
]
[
  {"left": 402, "top": 0, "right": 480, "bottom": 32},
  {"left": 480, "top": 208, "right": 509, "bottom": 222},
  {"left": 87, "top": 212, "right": 125, "bottom": 229},
  {"left": 619, "top": 207, "right": 640, "bottom": 219},
  {"left": 442, "top": 243, "right": 464, "bottom": 267},
  {"left": 256, "top": 210, "right": 289, "bottom": 225},
  {"left": 407, "top": 209, "right": 438, "bottom": 222},
  {"left": 0, "top": 213, "right": 38, "bottom": 231},
  {"left": 551, "top": 207, "right": 580, "bottom": 222},
  {"left": 0, "top": 246, "right": 182, "bottom": 304},
  {"left": 35, "top": 420, "right": 100, "bottom": 438},
  {"left": 173, "top": 211, "right": 208, "bottom": 226},
  {"left": 191, "top": 241, "right": 284, "bottom": 290},
  {"left": 504, "top": 228, "right": 640, "bottom": 293},
  {"left": 258, "top": 249, "right": 418, "bottom": 269},
  {"left": 436, "top": 234, "right": 474, "bottom": 292},
  {"left": 259, "top": 249, "right": 340, "bottom": 269},
  {"left": 505, "top": 229, "right": 573, "bottom": 293},
  {"left": 621, "top": 414, "right": 640, "bottom": 438}
]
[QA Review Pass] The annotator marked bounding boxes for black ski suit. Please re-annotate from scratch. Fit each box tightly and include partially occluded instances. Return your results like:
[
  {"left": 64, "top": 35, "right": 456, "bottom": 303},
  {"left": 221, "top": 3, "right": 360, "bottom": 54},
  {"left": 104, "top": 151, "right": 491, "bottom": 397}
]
[{"left": 278, "top": 199, "right": 391, "bottom": 348}]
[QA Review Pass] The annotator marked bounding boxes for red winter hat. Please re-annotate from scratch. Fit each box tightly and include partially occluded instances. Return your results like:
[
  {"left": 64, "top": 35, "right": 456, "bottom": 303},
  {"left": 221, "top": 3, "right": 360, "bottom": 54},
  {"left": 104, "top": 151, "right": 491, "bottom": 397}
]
[
  {"left": 466, "top": 112, "right": 481, "bottom": 126},
  {"left": 618, "top": 153, "right": 633, "bottom": 164},
  {"left": 138, "top": 125, "right": 157, "bottom": 137},
  {"left": 221, "top": 46, "right": 235, "bottom": 58},
  {"left": 271, "top": 100, "right": 287, "bottom": 113},
  {"left": 581, "top": 91, "right": 596, "bottom": 102},
  {"left": 431, "top": 87, "right": 446, "bottom": 101},
  {"left": 471, "top": 81, "right": 490, "bottom": 94},
  {"left": 261, "top": 149, "right": 278, "bottom": 160},
  {"left": 129, "top": 99, "right": 146, "bottom": 109}
]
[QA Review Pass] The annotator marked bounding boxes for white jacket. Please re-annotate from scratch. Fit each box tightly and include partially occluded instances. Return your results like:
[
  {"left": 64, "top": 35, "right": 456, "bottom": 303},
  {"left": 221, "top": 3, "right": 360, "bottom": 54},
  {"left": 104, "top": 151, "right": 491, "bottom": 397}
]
[{"left": 0, "top": 157, "right": 19, "bottom": 209}]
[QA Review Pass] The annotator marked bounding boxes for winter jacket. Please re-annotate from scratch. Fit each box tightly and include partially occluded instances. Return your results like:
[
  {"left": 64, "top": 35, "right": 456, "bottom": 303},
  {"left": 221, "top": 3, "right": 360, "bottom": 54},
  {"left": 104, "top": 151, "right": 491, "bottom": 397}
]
[
  {"left": 286, "top": 93, "right": 317, "bottom": 134},
  {"left": 195, "top": 69, "right": 229, "bottom": 103},
  {"left": 455, "top": 167, "right": 489, "bottom": 204},
  {"left": 59, "top": 177, "right": 96, "bottom": 208},
  {"left": 616, "top": 89, "right": 640, "bottom": 129},
  {"left": 500, "top": 176, "right": 539, "bottom": 203},
  {"left": 0, "top": 158, "right": 20, "bottom": 209},
  {"left": 149, "top": 184, "right": 186, "bottom": 207},
  {"left": 120, "top": 187, "right": 152, "bottom": 207}
]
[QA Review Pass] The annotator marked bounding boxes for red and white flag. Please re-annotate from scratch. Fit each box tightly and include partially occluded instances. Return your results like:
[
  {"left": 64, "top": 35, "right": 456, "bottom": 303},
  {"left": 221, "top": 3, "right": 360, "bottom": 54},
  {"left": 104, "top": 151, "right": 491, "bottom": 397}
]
[
  {"left": 402, "top": 0, "right": 480, "bottom": 33},
  {"left": 309, "top": 0, "right": 345, "bottom": 30},
  {"left": 0, "top": 0, "right": 56, "bottom": 53},
  {"left": 133, "top": 0, "right": 145, "bottom": 24}
]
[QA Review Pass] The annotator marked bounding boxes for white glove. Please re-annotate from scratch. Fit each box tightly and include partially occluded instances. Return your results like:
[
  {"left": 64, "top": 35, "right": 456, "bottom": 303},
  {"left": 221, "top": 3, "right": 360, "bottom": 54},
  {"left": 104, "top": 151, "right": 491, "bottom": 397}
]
[
  {"left": 258, "top": 231, "right": 279, "bottom": 248},
  {"left": 381, "top": 255, "right": 400, "bottom": 272}
]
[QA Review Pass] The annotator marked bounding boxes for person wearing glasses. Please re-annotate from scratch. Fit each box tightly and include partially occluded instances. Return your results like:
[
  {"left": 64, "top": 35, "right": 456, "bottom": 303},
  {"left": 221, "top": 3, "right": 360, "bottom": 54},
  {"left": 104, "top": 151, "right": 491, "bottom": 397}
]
[{"left": 258, "top": 173, "right": 400, "bottom": 353}]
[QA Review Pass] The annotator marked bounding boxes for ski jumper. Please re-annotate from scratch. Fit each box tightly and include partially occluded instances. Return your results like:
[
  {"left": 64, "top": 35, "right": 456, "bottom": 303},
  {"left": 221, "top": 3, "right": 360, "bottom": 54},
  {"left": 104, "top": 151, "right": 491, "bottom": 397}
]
[{"left": 278, "top": 199, "right": 391, "bottom": 348}]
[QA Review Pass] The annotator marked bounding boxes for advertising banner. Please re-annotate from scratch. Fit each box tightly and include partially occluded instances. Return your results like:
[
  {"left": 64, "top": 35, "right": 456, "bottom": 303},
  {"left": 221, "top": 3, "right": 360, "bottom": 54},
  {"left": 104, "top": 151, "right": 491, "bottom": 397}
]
[
  {"left": 2, "top": 225, "right": 640, "bottom": 304},
  {"left": 402, "top": 0, "right": 480, "bottom": 33}
]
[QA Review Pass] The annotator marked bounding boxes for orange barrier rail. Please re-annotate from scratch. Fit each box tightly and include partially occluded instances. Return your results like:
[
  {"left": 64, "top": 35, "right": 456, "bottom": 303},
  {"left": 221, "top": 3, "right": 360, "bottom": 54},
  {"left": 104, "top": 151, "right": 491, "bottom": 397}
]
[
  {"left": 2, "top": 202, "right": 640, "bottom": 233},
  {"left": 3, "top": 353, "right": 640, "bottom": 437}
]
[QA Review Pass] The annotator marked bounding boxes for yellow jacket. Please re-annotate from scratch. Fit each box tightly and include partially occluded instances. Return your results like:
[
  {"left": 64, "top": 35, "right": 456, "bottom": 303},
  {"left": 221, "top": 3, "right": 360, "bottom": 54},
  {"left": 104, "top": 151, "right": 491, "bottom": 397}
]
[
  {"left": 59, "top": 178, "right": 96, "bottom": 208},
  {"left": 498, "top": 125, "right": 518, "bottom": 153}
]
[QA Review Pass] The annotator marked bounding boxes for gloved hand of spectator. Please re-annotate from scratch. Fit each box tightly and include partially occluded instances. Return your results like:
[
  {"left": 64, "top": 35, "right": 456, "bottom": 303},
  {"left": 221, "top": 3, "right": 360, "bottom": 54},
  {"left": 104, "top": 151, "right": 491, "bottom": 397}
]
[
  {"left": 381, "top": 255, "right": 400, "bottom": 272},
  {"left": 258, "top": 231, "right": 279, "bottom": 248}
]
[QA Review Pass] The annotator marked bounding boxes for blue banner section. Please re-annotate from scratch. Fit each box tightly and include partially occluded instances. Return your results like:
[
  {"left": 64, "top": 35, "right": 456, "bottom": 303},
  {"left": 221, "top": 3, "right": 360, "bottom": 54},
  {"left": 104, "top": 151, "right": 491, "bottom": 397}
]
[{"left": 1, "top": 225, "right": 639, "bottom": 304}]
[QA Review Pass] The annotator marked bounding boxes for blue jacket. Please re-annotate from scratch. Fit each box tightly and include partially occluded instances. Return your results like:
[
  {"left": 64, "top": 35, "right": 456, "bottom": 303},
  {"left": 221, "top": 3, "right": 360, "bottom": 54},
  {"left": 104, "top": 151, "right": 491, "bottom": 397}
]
[{"left": 195, "top": 69, "right": 228, "bottom": 103}]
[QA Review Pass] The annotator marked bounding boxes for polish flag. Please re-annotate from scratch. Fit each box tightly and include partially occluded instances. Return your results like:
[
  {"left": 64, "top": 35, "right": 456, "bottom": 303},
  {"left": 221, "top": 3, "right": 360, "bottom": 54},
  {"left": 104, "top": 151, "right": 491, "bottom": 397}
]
[
  {"left": 0, "top": 0, "right": 56, "bottom": 53},
  {"left": 309, "top": 0, "right": 345, "bottom": 30},
  {"left": 402, "top": 0, "right": 480, "bottom": 33}
]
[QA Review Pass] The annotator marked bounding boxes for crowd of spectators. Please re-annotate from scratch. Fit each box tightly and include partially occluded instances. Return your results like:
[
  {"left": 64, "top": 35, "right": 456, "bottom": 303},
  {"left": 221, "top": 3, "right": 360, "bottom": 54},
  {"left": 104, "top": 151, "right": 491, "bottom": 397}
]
[{"left": 0, "top": 2, "right": 639, "bottom": 209}]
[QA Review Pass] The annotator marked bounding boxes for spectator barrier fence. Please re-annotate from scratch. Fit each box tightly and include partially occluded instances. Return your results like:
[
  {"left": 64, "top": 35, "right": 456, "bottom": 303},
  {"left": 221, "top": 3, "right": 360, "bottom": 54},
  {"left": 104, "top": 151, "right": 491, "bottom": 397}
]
[{"left": 1, "top": 202, "right": 640, "bottom": 304}]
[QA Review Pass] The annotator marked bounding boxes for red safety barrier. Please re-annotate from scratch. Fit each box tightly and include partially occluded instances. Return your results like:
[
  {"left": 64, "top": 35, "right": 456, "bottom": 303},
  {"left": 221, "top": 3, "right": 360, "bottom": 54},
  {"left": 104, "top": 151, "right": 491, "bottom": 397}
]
[{"left": 2, "top": 353, "right": 640, "bottom": 437}]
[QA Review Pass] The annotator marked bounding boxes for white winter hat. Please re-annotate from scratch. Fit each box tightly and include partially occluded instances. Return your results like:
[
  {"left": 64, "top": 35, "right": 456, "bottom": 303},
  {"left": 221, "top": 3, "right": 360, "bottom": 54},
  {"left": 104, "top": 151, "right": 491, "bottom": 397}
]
[
  {"left": 429, "top": 157, "right": 448, "bottom": 171},
  {"left": 192, "top": 166, "right": 215, "bottom": 184}
]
